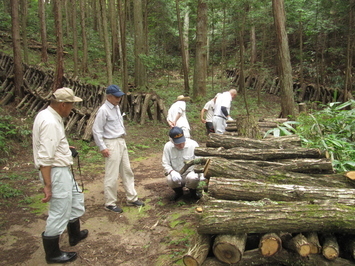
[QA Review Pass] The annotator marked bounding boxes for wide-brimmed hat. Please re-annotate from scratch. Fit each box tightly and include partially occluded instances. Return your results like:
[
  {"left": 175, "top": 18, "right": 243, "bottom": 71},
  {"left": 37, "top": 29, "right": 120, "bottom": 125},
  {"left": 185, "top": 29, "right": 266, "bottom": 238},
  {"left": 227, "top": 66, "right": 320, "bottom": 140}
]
[
  {"left": 175, "top": 95, "right": 190, "bottom": 102},
  {"left": 53, "top": 88, "right": 83, "bottom": 102},
  {"left": 169, "top": 127, "right": 186, "bottom": 144}
]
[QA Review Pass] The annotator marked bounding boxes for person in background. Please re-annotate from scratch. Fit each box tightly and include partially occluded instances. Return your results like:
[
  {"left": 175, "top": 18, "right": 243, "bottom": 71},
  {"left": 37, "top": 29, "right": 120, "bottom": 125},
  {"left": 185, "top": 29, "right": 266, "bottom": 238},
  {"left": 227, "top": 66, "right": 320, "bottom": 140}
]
[
  {"left": 212, "top": 89, "right": 237, "bottom": 134},
  {"left": 167, "top": 95, "right": 191, "bottom": 138},
  {"left": 200, "top": 93, "right": 221, "bottom": 135},
  {"left": 92, "top": 84, "right": 145, "bottom": 213},
  {"left": 32, "top": 87, "right": 88, "bottom": 264},
  {"left": 162, "top": 127, "right": 202, "bottom": 201}
]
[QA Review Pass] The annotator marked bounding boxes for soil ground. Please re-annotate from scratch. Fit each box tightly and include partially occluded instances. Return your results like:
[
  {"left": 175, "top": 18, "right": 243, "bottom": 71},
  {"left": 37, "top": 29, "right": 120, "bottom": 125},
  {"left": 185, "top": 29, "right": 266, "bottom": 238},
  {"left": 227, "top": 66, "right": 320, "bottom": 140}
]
[{"left": 0, "top": 93, "right": 282, "bottom": 266}]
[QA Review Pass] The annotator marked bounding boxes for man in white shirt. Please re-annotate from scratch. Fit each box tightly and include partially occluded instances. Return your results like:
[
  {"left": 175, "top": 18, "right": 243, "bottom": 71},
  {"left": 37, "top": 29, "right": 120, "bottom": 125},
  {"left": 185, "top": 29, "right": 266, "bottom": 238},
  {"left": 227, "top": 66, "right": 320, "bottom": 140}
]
[
  {"left": 162, "top": 127, "right": 202, "bottom": 201},
  {"left": 200, "top": 93, "right": 220, "bottom": 135},
  {"left": 212, "top": 89, "right": 237, "bottom": 134},
  {"left": 92, "top": 84, "right": 144, "bottom": 213},
  {"left": 32, "top": 87, "right": 88, "bottom": 264},
  {"left": 167, "top": 95, "right": 191, "bottom": 138}
]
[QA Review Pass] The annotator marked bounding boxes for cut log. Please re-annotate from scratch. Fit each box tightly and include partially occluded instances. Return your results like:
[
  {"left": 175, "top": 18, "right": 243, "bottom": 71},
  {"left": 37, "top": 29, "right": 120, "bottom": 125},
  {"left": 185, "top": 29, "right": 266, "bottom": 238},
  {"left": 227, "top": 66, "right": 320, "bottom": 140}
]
[
  {"left": 183, "top": 234, "right": 211, "bottom": 266},
  {"left": 203, "top": 158, "right": 346, "bottom": 188},
  {"left": 321, "top": 234, "right": 339, "bottom": 260},
  {"left": 206, "top": 133, "right": 301, "bottom": 149},
  {"left": 207, "top": 177, "right": 355, "bottom": 202},
  {"left": 195, "top": 147, "right": 325, "bottom": 160},
  {"left": 283, "top": 233, "right": 310, "bottom": 257},
  {"left": 197, "top": 199, "right": 355, "bottom": 235},
  {"left": 259, "top": 233, "right": 282, "bottom": 257},
  {"left": 212, "top": 233, "right": 247, "bottom": 264},
  {"left": 305, "top": 232, "right": 321, "bottom": 254}
]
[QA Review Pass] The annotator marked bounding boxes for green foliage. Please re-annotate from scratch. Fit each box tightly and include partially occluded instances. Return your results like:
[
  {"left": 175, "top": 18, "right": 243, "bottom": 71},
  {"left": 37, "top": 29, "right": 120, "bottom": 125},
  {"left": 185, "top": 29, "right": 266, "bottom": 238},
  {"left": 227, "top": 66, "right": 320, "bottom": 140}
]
[
  {"left": 295, "top": 101, "right": 355, "bottom": 172},
  {"left": 264, "top": 121, "right": 298, "bottom": 137},
  {"left": 0, "top": 182, "right": 22, "bottom": 198}
]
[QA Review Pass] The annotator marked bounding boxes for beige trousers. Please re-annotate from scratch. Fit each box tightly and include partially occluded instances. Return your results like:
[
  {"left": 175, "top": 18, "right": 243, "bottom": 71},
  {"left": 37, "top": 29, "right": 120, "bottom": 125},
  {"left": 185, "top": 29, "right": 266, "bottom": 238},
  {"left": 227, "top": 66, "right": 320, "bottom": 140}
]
[{"left": 104, "top": 138, "right": 138, "bottom": 206}]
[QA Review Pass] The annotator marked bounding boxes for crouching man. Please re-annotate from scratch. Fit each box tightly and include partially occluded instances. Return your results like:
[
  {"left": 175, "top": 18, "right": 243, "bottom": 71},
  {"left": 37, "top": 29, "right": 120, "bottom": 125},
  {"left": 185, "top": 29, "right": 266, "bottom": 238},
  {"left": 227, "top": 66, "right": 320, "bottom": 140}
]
[
  {"left": 162, "top": 127, "right": 202, "bottom": 201},
  {"left": 32, "top": 88, "right": 88, "bottom": 264}
]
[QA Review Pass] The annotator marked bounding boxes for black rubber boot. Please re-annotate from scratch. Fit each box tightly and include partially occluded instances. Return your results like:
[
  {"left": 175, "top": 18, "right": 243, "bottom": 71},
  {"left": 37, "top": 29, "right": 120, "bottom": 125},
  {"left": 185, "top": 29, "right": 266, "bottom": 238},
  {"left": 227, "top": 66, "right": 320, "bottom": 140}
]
[
  {"left": 67, "top": 218, "right": 89, "bottom": 246},
  {"left": 189, "top": 189, "right": 201, "bottom": 200},
  {"left": 42, "top": 232, "right": 77, "bottom": 264},
  {"left": 172, "top": 187, "right": 184, "bottom": 201}
]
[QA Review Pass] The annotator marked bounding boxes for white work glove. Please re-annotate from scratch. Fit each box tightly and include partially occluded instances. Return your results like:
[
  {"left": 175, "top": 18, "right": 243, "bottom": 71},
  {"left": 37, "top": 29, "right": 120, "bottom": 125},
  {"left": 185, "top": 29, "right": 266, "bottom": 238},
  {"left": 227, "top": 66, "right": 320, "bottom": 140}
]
[
  {"left": 170, "top": 170, "right": 182, "bottom": 183},
  {"left": 227, "top": 116, "right": 234, "bottom": 121}
]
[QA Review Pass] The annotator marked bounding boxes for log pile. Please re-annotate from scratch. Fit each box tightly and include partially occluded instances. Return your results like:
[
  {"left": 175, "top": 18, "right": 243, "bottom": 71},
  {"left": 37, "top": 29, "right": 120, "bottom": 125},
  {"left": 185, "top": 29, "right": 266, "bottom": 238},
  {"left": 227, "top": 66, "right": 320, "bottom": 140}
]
[
  {"left": 0, "top": 52, "right": 168, "bottom": 140},
  {"left": 182, "top": 133, "right": 355, "bottom": 266}
]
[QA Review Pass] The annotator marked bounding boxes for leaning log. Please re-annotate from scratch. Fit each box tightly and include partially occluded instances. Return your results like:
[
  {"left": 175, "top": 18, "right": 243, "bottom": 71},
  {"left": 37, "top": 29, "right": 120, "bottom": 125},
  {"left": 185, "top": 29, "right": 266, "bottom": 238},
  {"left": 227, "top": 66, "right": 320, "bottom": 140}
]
[
  {"left": 197, "top": 199, "right": 355, "bottom": 235},
  {"left": 207, "top": 177, "right": 355, "bottom": 202},
  {"left": 206, "top": 133, "right": 301, "bottom": 149},
  {"left": 195, "top": 147, "right": 325, "bottom": 160},
  {"left": 282, "top": 233, "right": 310, "bottom": 257},
  {"left": 182, "top": 234, "right": 211, "bottom": 266},
  {"left": 212, "top": 233, "right": 247, "bottom": 264},
  {"left": 305, "top": 232, "right": 321, "bottom": 254},
  {"left": 203, "top": 158, "right": 347, "bottom": 188},
  {"left": 321, "top": 234, "right": 340, "bottom": 260}
]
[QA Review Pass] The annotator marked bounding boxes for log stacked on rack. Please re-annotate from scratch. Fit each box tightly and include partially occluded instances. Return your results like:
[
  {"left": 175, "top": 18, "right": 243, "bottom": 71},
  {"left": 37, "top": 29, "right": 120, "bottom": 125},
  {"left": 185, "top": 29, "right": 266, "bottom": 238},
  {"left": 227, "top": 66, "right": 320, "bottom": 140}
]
[
  {"left": 0, "top": 52, "right": 168, "bottom": 141},
  {"left": 182, "top": 133, "right": 355, "bottom": 266}
]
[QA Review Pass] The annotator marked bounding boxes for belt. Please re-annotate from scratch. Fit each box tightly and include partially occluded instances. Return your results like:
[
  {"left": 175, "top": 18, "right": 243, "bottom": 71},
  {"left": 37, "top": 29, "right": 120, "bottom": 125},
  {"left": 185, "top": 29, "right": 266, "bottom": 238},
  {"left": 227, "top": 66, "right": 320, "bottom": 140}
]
[{"left": 214, "top": 115, "right": 227, "bottom": 120}]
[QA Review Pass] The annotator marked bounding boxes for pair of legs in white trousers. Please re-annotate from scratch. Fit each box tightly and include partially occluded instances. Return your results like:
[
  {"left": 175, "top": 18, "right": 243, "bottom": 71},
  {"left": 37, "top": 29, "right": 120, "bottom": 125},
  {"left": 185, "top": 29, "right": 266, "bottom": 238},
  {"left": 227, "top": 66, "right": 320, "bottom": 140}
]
[
  {"left": 212, "top": 116, "right": 227, "bottom": 134},
  {"left": 41, "top": 166, "right": 85, "bottom": 236},
  {"left": 166, "top": 171, "right": 200, "bottom": 189},
  {"left": 104, "top": 137, "right": 138, "bottom": 206}
]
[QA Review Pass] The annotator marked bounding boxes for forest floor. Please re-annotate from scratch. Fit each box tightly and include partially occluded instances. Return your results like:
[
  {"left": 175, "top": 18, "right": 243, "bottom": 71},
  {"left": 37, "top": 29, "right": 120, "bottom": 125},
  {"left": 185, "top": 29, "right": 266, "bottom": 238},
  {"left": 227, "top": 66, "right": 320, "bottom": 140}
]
[{"left": 0, "top": 92, "right": 282, "bottom": 266}]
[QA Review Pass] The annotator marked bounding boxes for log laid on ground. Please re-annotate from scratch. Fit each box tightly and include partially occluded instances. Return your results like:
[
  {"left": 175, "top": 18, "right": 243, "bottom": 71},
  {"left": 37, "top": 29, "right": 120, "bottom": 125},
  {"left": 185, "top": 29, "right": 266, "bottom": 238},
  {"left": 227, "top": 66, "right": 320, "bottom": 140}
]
[
  {"left": 197, "top": 199, "right": 355, "bottom": 235},
  {"left": 203, "top": 157, "right": 334, "bottom": 178},
  {"left": 182, "top": 234, "right": 211, "bottom": 266},
  {"left": 206, "top": 133, "right": 301, "bottom": 149},
  {"left": 212, "top": 233, "right": 247, "bottom": 264},
  {"left": 203, "top": 158, "right": 346, "bottom": 187},
  {"left": 305, "top": 232, "right": 321, "bottom": 254},
  {"left": 235, "top": 248, "right": 355, "bottom": 266},
  {"left": 195, "top": 147, "right": 325, "bottom": 160},
  {"left": 258, "top": 233, "right": 282, "bottom": 257},
  {"left": 321, "top": 234, "right": 340, "bottom": 260},
  {"left": 283, "top": 233, "right": 310, "bottom": 257},
  {"left": 207, "top": 177, "right": 355, "bottom": 202}
]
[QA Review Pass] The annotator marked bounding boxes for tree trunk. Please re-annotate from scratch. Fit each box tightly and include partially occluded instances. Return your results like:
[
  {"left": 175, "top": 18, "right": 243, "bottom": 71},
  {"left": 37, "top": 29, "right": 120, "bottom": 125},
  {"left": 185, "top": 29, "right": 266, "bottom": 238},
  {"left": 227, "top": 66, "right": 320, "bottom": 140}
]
[
  {"left": 182, "top": 234, "right": 210, "bottom": 266},
  {"left": 99, "top": 0, "right": 112, "bottom": 85},
  {"left": 53, "top": 0, "right": 64, "bottom": 90},
  {"left": 321, "top": 234, "right": 340, "bottom": 260},
  {"left": 195, "top": 147, "right": 324, "bottom": 160},
  {"left": 79, "top": 0, "right": 88, "bottom": 74},
  {"left": 38, "top": 0, "right": 48, "bottom": 63},
  {"left": 133, "top": 0, "right": 146, "bottom": 89},
  {"left": 118, "top": 0, "right": 128, "bottom": 93},
  {"left": 207, "top": 177, "right": 355, "bottom": 202},
  {"left": 11, "top": 0, "right": 24, "bottom": 100},
  {"left": 197, "top": 199, "right": 355, "bottom": 235},
  {"left": 192, "top": 0, "right": 208, "bottom": 98},
  {"left": 72, "top": 0, "right": 78, "bottom": 77},
  {"left": 272, "top": 0, "right": 295, "bottom": 118},
  {"left": 259, "top": 233, "right": 282, "bottom": 257},
  {"left": 283, "top": 233, "right": 310, "bottom": 257},
  {"left": 212, "top": 233, "right": 246, "bottom": 264},
  {"left": 206, "top": 133, "right": 301, "bottom": 149},
  {"left": 20, "top": 0, "right": 28, "bottom": 64}
]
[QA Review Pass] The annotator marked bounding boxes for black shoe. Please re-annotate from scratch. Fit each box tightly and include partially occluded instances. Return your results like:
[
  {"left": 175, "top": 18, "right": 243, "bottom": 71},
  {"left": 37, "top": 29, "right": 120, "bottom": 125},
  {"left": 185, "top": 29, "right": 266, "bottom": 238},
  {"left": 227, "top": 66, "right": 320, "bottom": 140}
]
[
  {"left": 189, "top": 189, "right": 202, "bottom": 200},
  {"left": 42, "top": 232, "right": 77, "bottom": 264},
  {"left": 127, "top": 200, "right": 145, "bottom": 207},
  {"left": 172, "top": 187, "right": 184, "bottom": 201},
  {"left": 67, "top": 219, "right": 89, "bottom": 246},
  {"left": 105, "top": 205, "right": 123, "bottom": 213}
]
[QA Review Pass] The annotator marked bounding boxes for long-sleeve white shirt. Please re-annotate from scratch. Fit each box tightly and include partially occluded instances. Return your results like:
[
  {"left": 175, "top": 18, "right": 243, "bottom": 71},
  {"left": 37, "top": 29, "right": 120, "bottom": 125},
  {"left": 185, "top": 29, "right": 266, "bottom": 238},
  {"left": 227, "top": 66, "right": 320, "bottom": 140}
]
[
  {"left": 162, "top": 138, "right": 199, "bottom": 174},
  {"left": 32, "top": 106, "right": 73, "bottom": 169},
  {"left": 92, "top": 100, "right": 126, "bottom": 151}
]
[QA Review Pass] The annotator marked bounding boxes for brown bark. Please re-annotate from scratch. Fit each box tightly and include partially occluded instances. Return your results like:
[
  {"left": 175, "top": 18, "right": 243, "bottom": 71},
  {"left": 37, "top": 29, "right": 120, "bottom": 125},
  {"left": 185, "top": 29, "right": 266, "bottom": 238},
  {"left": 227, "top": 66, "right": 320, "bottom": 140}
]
[
  {"left": 283, "top": 233, "right": 310, "bottom": 257},
  {"left": 207, "top": 177, "right": 355, "bottom": 202},
  {"left": 212, "top": 233, "right": 246, "bottom": 264},
  {"left": 195, "top": 147, "right": 324, "bottom": 160},
  {"left": 305, "top": 232, "right": 321, "bottom": 254},
  {"left": 206, "top": 133, "right": 301, "bottom": 149},
  {"left": 197, "top": 199, "right": 355, "bottom": 235},
  {"left": 321, "top": 234, "right": 340, "bottom": 260}
]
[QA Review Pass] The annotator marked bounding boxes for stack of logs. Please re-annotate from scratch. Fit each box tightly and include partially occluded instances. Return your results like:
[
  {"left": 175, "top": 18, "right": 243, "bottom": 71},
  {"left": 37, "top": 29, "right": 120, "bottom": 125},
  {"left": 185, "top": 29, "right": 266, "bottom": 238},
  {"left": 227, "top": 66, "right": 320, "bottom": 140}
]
[{"left": 182, "top": 133, "right": 355, "bottom": 266}]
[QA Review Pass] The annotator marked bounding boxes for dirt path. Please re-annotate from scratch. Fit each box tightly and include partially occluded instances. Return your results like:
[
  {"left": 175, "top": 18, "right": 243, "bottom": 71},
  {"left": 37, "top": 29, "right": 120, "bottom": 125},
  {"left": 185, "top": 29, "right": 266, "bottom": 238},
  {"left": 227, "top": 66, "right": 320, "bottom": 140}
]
[{"left": 1, "top": 153, "right": 203, "bottom": 266}]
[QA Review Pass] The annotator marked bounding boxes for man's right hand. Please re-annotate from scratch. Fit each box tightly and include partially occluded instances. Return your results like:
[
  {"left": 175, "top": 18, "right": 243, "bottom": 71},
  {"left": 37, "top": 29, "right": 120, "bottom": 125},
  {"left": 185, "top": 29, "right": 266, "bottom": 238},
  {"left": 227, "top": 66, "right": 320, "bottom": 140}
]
[
  {"left": 101, "top": 149, "right": 110, "bottom": 157},
  {"left": 42, "top": 185, "right": 52, "bottom": 203}
]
